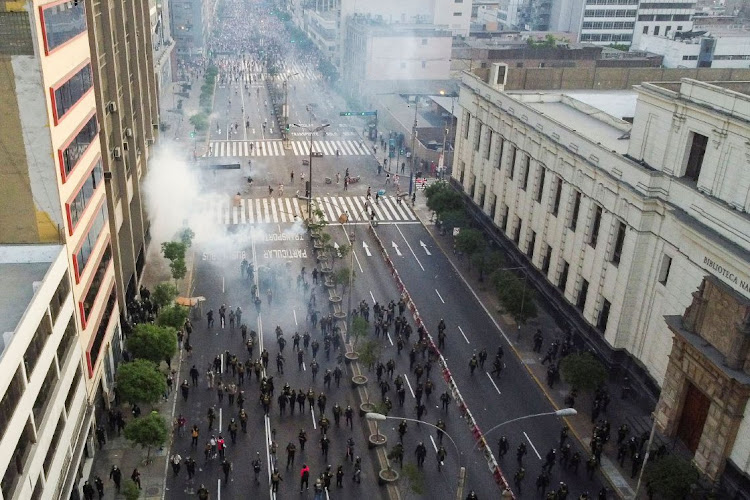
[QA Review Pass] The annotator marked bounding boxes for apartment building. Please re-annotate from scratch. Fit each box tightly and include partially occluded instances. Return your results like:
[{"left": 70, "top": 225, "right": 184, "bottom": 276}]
[
  {"left": 169, "top": 0, "right": 215, "bottom": 59},
  {"left": 633, "top": 26, "right": 750, "bottom": 67},
  {"left": 452, "top": 72, "right": 750, "bottom": 491},
  {"left": 0, "top": 0, "right": 158, "bottom": 497},
  {"left": 0, "top": 245, "right": 87, "bottom": 500},
  {"left": 632, "top": 0, "right": 695, "bottom": 45}
]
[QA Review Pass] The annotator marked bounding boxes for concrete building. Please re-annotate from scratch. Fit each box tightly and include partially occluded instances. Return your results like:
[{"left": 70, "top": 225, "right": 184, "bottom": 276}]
[
  {"left": 633, "top": 26, "right": 750, "bottom": 68},
  {"left": 451, "top": 72, "right": 750, "bottom": 492},
  {"left": 632, "top": 0, "right": 695, "bottom": 45},
  {"left": 0, "top": 0, "right": 159, "bottom": 497},
  {"left": 579, "top": 0, "right": 639, "bottom": 44},
  {"left": 0, "top": 245, "right": 88, "bottom": 500},
  {"left": 497, "top": 0, "right": 525, "bottom": 28},
  {"left": 169, "top": 0, "right": 215, "bottom": 59},
  {"left": 150, "top": 0, "right": 176, "bottom": 111},
  {"left": 342, "top": 16, "right": 453, "bottom": 98}
]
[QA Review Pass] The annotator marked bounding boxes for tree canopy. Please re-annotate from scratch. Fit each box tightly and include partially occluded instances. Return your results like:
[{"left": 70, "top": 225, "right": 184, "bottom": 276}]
[
  {"left": 126, "top": 324, "right": 177, "bottom": 364},
  {"left": 124, "top": 411, "right": 169, "bottom": 462},
  {"left": 116, "top": 359, "right": 166, "bottom": 406},
  {"left": 351, "top": 315, "right": 368, "bottom": 347},
  {"left": 492, "top": 271, "right": 537, "bottom": 324},
  {"left": 152, "top": 282, "right": 179, "bottom": 309},
  {"left": 559, "top": 352, "right": 607, "bottom": 393},
  {"left": 644, "top": 456, "right": 699, "bottom": 500},
  {"left": 455, "top": 228, "right": 486, "bottom": 257},
  {"left": 156, "top": 304, "right": 190, "bottom": 330}
]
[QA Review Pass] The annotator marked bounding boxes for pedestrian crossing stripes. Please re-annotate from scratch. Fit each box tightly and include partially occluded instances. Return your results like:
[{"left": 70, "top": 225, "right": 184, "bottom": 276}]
[
  {"left": 209, "top": 196, "right": 418, "bottom": 225},
  {"left": 205, "top": 140, "right": 371, "bottom": 158}
]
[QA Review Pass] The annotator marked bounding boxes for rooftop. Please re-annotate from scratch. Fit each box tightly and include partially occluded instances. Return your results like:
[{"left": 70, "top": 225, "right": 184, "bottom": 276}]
[
  {"left": 0, "top": 245, "right": 63, "bottom": 355},
  {"left": 642, "top": 79, "right": 750, "bottom": 122},
  {"left": 507, "top": 90, "right": 636, "bottom": 154}
]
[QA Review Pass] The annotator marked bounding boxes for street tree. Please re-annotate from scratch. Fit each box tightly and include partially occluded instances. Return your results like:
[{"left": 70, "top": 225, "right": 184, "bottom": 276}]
[
  {"left": 439, "top": 209, "right": 468, "bottom": 231},
  {"left": 426, "top": 187, "right": 463, "bottom": 218},
  {"left": 493, "top": 271, "right": 537, "bottom": 325},
  {"left": 455, "top": 228, "right": 486, "bottom": 266},
  {"left": 123, "top": 412, "right": 169, "bottom": 464},
  {"left": 334, "top": 267, "right": 355, "bottom": 295},
  {"left": 358, "top": 339, "right": 381, "bottom": 371},
  {"left": 126, "top": 324, "right": 177, "bottom": 365},
  {"left": 472, "top": 250, "right": 505, "bottom": 282},
  {"left": 122, "top": 480, "right": 140, "bottom": 500},
  {"left": 161, "top": 241, "right": 187, "bottom": 281},
  {"left": 560, "top": 352, "right": 607, "bottom": 393},
  {"left": 180, "top": 227, "right": 195, "bottom": 248},
  {"left": 116, "top": 359, "right": 166, "bottom": 406},
  {"left": 350, "top": 315, "right": 368, "bottom": 348},
  {"left": 644, "top": 456, "right": 699, "bottom": 499},
  {"left": 156, "top": 304, "right": 190, "bottom": 330},
  {"left": 152, "top": 282, "right": 179, "bottom": 309}
]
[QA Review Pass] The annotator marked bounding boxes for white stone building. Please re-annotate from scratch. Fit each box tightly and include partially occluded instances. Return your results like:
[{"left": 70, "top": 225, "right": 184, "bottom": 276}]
[
  {"left": 452, "top": 72, "right": 750, "bottom": 488},
  {"left": 633, "top": 27, "right": 750, "bottom": 67},
  {"left": 632, "top": 0, "right": 695, "bottom": 45}
]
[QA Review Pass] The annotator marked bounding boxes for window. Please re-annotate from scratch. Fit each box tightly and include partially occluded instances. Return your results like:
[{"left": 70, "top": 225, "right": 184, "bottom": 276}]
[
  {"left": 658, "top": 254, "right": 672, "bottom": 285},
  {"left": 509, "top": 147, "right": 517, "bottom": 179},
  {"left": 570, "top": 191, "right": 581, "bottom": 231},
  {"left": 421, "top": 61, "right": 426, "bottom": 69},
  {"left": 501, "top": 204, "right": 510, "bottom": 232},
  {"left": 79, "top": 243, "right": 112, "bottom": 327},
  {"left": 642, "top": 26, "right": 648, "bottom": 34},
  {"left": 0, "top": 368, "right": 24, "bottom": 442},
  {"left": 40, "top": 0, "right": 87, "bottom": 54},
  {"left": 474, "top": 123, "right": 482, "bottom": 151},
  {"left": 64, "top": 366, "right": 82, "bottom": 414},
  {"left": 49, "top": 272, "right": 71, "bottom": 324},
  {"left": 485, "top": 131, "right": 492, "bottom": 160},
  {"left": 463, "top": 113, "right": 470, "bottom": 139},
  {"left": 527, "top": 231, "right": 536, "bottom": 258},
  {"left": 32, "top": 363, "right": 58, "bottom": 426},
  {"left": 52, "top": 62, "right": 92, "bottom": 124},
  {"left": 72, "top": 203, "right": 108, "bottom": 282},
  {"left": 43, "top": 416, "right": 64, "bottom": 476},
  {"left": 56, "top": 316, "right": 77, "bottom": 367},
  {"left": 66, "top": 158, "right": 103, "bottom": 234},
  {"left": 496, "top": 138, "right": 504, "bottom": 170},
  {"left": 638, "top": 14, "right": 655, "bottom": 21},
  {"left": 684, "top": 132, "right": 708, "bottom": 182},
  {"left": 654, "top": 26, "right": 660, "bottom": 35},
  {"left": 552, "top": 177, "right": 562, "bottom": 216},
  {"left": 455, "top": 0, "right": 464, "bottom": 2},
  {"left": 59, "top": 113, "right": 98, "bottom": 181},
  {"left": 590, "top": 205, "right": 602, "bottom": 248},
  {"left": 542, "top": 245, "right": 552, "bottom": 274},
  {"left": 453, "top": 11, "right": 463, "bottom": 16},
  {"left": 577, "top": 279, "right": 589, "bottom": 311},
  {"left": 536, "top": 168, "right": 546, "bottom": 202},
  {"left": 87, "top": 287, "right": 117, "bottom": 376},
  {"left": 597, "top": 299, "right": 611, "bottom": 332},
  {"left": 558, "top": 261, "right": 569, "bottom": 292},
  {"left": 521, "top": 156, "right": 531, "bottom": 190},
  {"left": 611, "top": 221, "right": 626, "bottom": 264},
  {"left": 513, "top": 217, "right": 522, "bottom": 244},
  {"left": 24, "top": 312, "right": 52, "bottom": 377},
  {"left": 421, "top": 38, "right": 428, "bottom": 45},
  {"left": 665, "top": 25, "right": 672, "bottom": 35}
]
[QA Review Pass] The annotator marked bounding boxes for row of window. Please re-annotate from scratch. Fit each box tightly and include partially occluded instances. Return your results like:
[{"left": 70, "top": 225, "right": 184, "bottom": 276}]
[
  {"left": 638, "top": 13, "right": 691, "bottom": 20},
  {"left": 52, "top": 63, "right": 92, "bottom": 124},
  {"left": 585, "top": 9, "right": 637, "bottom": 17},
  {"left": 87, "top": 287, "right": 117, "bottom": 377},
  {"left": 638, "top": 2, "right": 694, "bottom": 9},
  {"left": 40, "top": 0, "right": 87, "bottom": 54},
  {"left": 582, "top": 21, "right": 634, "bottom": 29},
  {"left": 581, "top": 33, "right": 633, "bottom": 41},
  {"left": 80, "top": 244, "right": 113, "bottom": 327},
  {"left": 60, "top": 114, "right": 99, "bottom": 181},
  {"left": 66, "top": 158, "right": 103, "bottom": 235},
  {"left": 643, "top": 24, "right": 683, "bottom": 35},
  {"left": 73, "top": 203, "right": 108, "bottom": 282},
  {"left": 713, "top": 54, "right": 750, "bottom": 60},
  {"left": 586, "top": 0, "right": 639, "bottom": 4}
]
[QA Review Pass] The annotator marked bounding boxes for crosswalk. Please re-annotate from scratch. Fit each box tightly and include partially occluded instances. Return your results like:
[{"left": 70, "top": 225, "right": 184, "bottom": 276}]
[
  {"left": 205, "top": 139, "right": 371, "bottom": 158},
  {"left": 209, "top": 195, "right": 418, "bottom": 225},
  {"left": 243, "top": 63, "right": 321, "bottom": 83}
]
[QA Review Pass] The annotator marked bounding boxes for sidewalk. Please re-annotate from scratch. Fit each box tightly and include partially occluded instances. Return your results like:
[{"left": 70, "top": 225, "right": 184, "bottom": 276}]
[
  {"left": 408, "top": 189, "right": 659, "bottom": 499},
  {"left": 88, "top": 248, "right": 196, "bottom": 499}
]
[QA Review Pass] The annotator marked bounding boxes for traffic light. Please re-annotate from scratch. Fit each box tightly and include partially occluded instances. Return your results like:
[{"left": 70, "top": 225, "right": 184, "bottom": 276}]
[
  {"left": 285, "top": 123, "right": 290, "bottom": 132},
  {"left": 190, "top": 131, "right": 196, "bottom": 138}
]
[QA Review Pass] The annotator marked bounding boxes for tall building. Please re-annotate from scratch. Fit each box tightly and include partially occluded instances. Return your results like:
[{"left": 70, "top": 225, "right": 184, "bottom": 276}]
[
  {"left": 579, "top": 0, "right": 639, "bottom": 45},
  {"left": 169, "top": 0, "right": 216, "bottom": 60},
  {"left": 0, "top": 0, "right": 158, "bottom": 497},
  {"left": 632, "top": 0, "right": 695, "bottom": 46},
  {"left": 452, "top": 71, "right": 750, "bottom": 492}
]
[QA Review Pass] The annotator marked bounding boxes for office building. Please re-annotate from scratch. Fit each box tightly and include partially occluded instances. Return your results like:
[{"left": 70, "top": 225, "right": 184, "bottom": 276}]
[
  {"left": 633, "top": 26, "right": 750, "bottom": 68},
  {"left": 451, "top": 71, "right": 750, "bottom": 491},
  {"left": 170, "top": 0, "right": 216, "bottom": 59}
]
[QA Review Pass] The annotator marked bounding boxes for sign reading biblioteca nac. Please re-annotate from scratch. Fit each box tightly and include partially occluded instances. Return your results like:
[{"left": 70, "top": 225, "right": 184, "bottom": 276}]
[{"left": 703, "top": 256, "right": 750, "bottom": 296}]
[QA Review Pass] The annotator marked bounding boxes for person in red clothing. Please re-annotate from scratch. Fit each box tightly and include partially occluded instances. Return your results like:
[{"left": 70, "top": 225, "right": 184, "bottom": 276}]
[
  {"left": 217, "top": 435, "right": 226, "bottom": 459},
  {"left": 300, "top": 464, "right": 310, "bottom": 491}
]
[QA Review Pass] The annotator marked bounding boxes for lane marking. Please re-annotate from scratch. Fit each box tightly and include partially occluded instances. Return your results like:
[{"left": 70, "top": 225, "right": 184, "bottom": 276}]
[
  {"left": 403, "top": 374, "right": 415, "bottom": 398},
  {"left": 218, "top": 479, "right": 221, "bottom": 500},
  {"left": 302, "top": 362, "right": 306, "bottom": 371},
  {"left": 524, "top": 431, "right": 542, "bottom": 459},
  {"left": 293, "top": 309, "right": 298, "bottom": 326},
  {"left": 435, "top": 289, "right": 445, "bottom": 304},
  {"left": 486, "top": 371, "right": 501, "bottom": 395},
  {"left": 219, "top": 408, "right": 222, "bottom": 431},
  {"left": 395, "top": 224, "right": 424, "bottom": 271},
  {"left": 457, "top": 325, "right": 470, "bottom": 344},
  {"left": 311, "top": 407, "right": 317, "bottom": 429},
  {"left": 430, "top": 435, "right": 438, "bottom": 453},
  {"left": 387, "top": 333, "right": 394, "bottom": 346},
  {"left": 369, "top": 291, "right": 376, "bottom": 303},
  {"left": 353, "top": 249, "right": 363, "bottom": 273},
  {"left": 222, "top": 276, "right": 225, "bottom": 293}
]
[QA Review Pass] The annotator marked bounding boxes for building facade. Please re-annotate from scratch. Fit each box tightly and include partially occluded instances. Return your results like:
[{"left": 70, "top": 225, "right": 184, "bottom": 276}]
[
  {"left": 0, "top": 245, "right": 89, "bottom": 500},
  {"left": 452, "top": 72, "right": 750, "bottom": 488},
  {"left": 169, "top": 0, "right": 215, "bottom": 59},
  {"left": 633, "top": 28, "right": 750, "bottom": 68},
  {"left": 631, "top": 0, "right": 695, "bottom": 45}
]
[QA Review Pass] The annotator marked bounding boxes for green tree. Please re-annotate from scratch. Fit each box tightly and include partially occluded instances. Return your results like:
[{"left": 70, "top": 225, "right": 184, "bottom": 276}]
[
  {"left": 126, "top": 324, "right": 177, "bottom": 364},
  {"left": 189, "top": 113, "right": 208, "bottom": 132},
  {"left": 358, "top": 339, "right": 381, "bottom": 371},
  {"left": 350, "top": 315, "right": 368, "bottom": 348},
  {"left": 180, "top": 227, "right": 195, "bottom": 248},
  {"left": 401, "top": 463, "right": 426, "bottom": 495},
  {"left": 426, "top": 187, "right": 463, "bottom": 216},
  {"left": 472, "top": 250, "right": 505, "bottom": 282},
  {"left": 560, "top": 352, "right": 607, "bottom": 393},
  {"left": 123, "top": 412, "right": 169, "bottom": 463},
  {"left": 161, "top": 241, "right": 187, "bottom": 281},
  {"left": 156, "top": 304, "right": 190, "bottom": 330},
  {"left": 493, "top": 271, "right": 537, "bottom": 325},
  {"left": 122, "top": 480, "right": 140, "bottom": 500},
  {"left": 152, "top": 282, "right": 179, "bottom": 309},
  {"left": 334, "top": 267, "right": 355, "bottom": 295},
  {"left": 644, "top": 456, "right": 699, "bottom": 500},
  {"left": 440, "top": 209, "right": 468, "bottom": 231},
  {"left": 455, "top": 228, "right": 486, "bottom": 261},
  {"left": 170, "top": 257, "right": 187, "bottom": 280},
  {"left": 116, "top": 359, "right": 166, "bottom": 406}
]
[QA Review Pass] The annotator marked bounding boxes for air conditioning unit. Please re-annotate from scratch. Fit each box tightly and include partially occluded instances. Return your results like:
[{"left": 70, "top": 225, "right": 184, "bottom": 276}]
[
  {"left": 125, "top": 127, "right": 133, "bottom": 137},
  {"left": 146, "top": 137, "right": 155, "bottom": 145},
  {"left": 113, "top": 147, "right": 122, "bottom": 159},
  {"left": 107, "top": 101, "right": 118, "bottom": 113}
]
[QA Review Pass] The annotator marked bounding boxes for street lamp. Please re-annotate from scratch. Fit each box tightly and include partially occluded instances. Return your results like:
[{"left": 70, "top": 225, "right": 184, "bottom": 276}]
[
  {"left": 365, "top": 412, "right": 465, "bottom": 500},
  {"left": 292, "top": 122, "right": 330, "bottom": 221},
  {"left": 438, "top": 90, "right": 458, "bottom": 179},
  {"left": 408, "top": 99, "right": 419, "bottom": 196},
  {"left": 473, "top": 408, "right": 578, "bottom": 453}
]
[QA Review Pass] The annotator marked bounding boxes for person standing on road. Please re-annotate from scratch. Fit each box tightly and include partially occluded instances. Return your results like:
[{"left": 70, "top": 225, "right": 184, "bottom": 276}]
[
  {"left": 300, "top": 464, "right": 310, "bottom": 491},
  {"left": 94, "top": 476, "right": 104, "bottom": 499},
  {"left": 271, "top": 469, "right": 283, "bottom": 492},
  {"left": 415, "top": 442, "right": 427, "bottom": 468},
  {"left": 286, "top": 442, "right": 297, "bottom": 469},
  {"left": 222, "top": 459, "right": 232, "bottom": 483},
  {"left": 186, "top": 457, "right": 197, "bottom": 480},
  {"left": 170, "top": 453, "right": 182, "bottom": 476},
  {"left": 83, "top": 481, "right": 95, "bottom": 500},
  {"left": 181, "top": 380, "right": 190, "bottom": 401},
  {"left": 109, "top": 465, "right": 121, "bottom": 492},
  {"left": 252, "top": 452, "right": 262, "bottom": 484}
]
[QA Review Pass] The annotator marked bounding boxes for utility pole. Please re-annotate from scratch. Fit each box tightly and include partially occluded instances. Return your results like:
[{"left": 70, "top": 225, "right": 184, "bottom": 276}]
[{"left": 409, "top": 98, "right": 418, "bottom": 196}]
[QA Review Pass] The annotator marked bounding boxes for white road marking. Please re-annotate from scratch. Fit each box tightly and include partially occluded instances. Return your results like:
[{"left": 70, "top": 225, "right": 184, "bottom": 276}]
[
  {"left": 362, "top": 241, "right": 372, "bottom": 256},
  {"left": 311, "top": 407, "right": 317, "bottom": 429},
  {"left": 419, "top": 240, "right": 432, "bottom": 255},
  {"left": 293, "top": 309, "right": 298, "bottom": 325},
  {"left": 403, "top": 374, "right": 415, "bottom": 398},
  {"left": 391, "top": 241, "right": 402, "bottom": 256},
  {"left": 486, "top": 371, "right": 501, "bottom": 395},
  {"left": 302, "top": 362, "right": 306, "bottom": 371},
  {"left": 219, "top": 408, "right": 223, "bottom": 430},
  {"left": 396, "top": 224, "right": 424, "bottom": 271},
  {"left": 457, "top": 326, "right": 470, "bottom": 344},
  {"left": 435, "top": 289, "right": 445, "bottom": 304},
  {"left": 387, "top": 333, "right": 394, "bottom": 346},
  {"left": 222, "top": 276, "right": 225, "bottom": 293},
  {"left": 524, "top": 431, "right": 542, "bottom": 460},
  {"left": 430, "top": 435, "right": 438, "bottom": 453}
]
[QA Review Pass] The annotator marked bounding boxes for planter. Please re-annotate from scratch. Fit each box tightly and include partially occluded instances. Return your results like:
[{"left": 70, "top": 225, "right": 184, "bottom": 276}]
[
  {"left": 329, "top": 295, "right": 342, "bottom": 305},
  {"left": 333, "top": 310, "right": 346, "bottom": 320},
  {"left": 324, "top": 280, "right": 336, "bottom": 289},
  {"left": 344, "top": 351, "right": 359, "bottom": 365},
  {"left": 368, "top": 433, "right": 387, "bottom": 449},
  {"left": 351, "top": 374, "right": 368, "bottom": 389},
  {"left": 313, "top": 241, "right": 323, "bottom": 250},
  {"left": 320, "top": 266, "right": 333, "bottom": 275},
  {"left": 359, "top": 401, "right": 376, "bottom": 417},
  {"left": 378, "top": 468, "right": 399, "bottom": 485}
]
